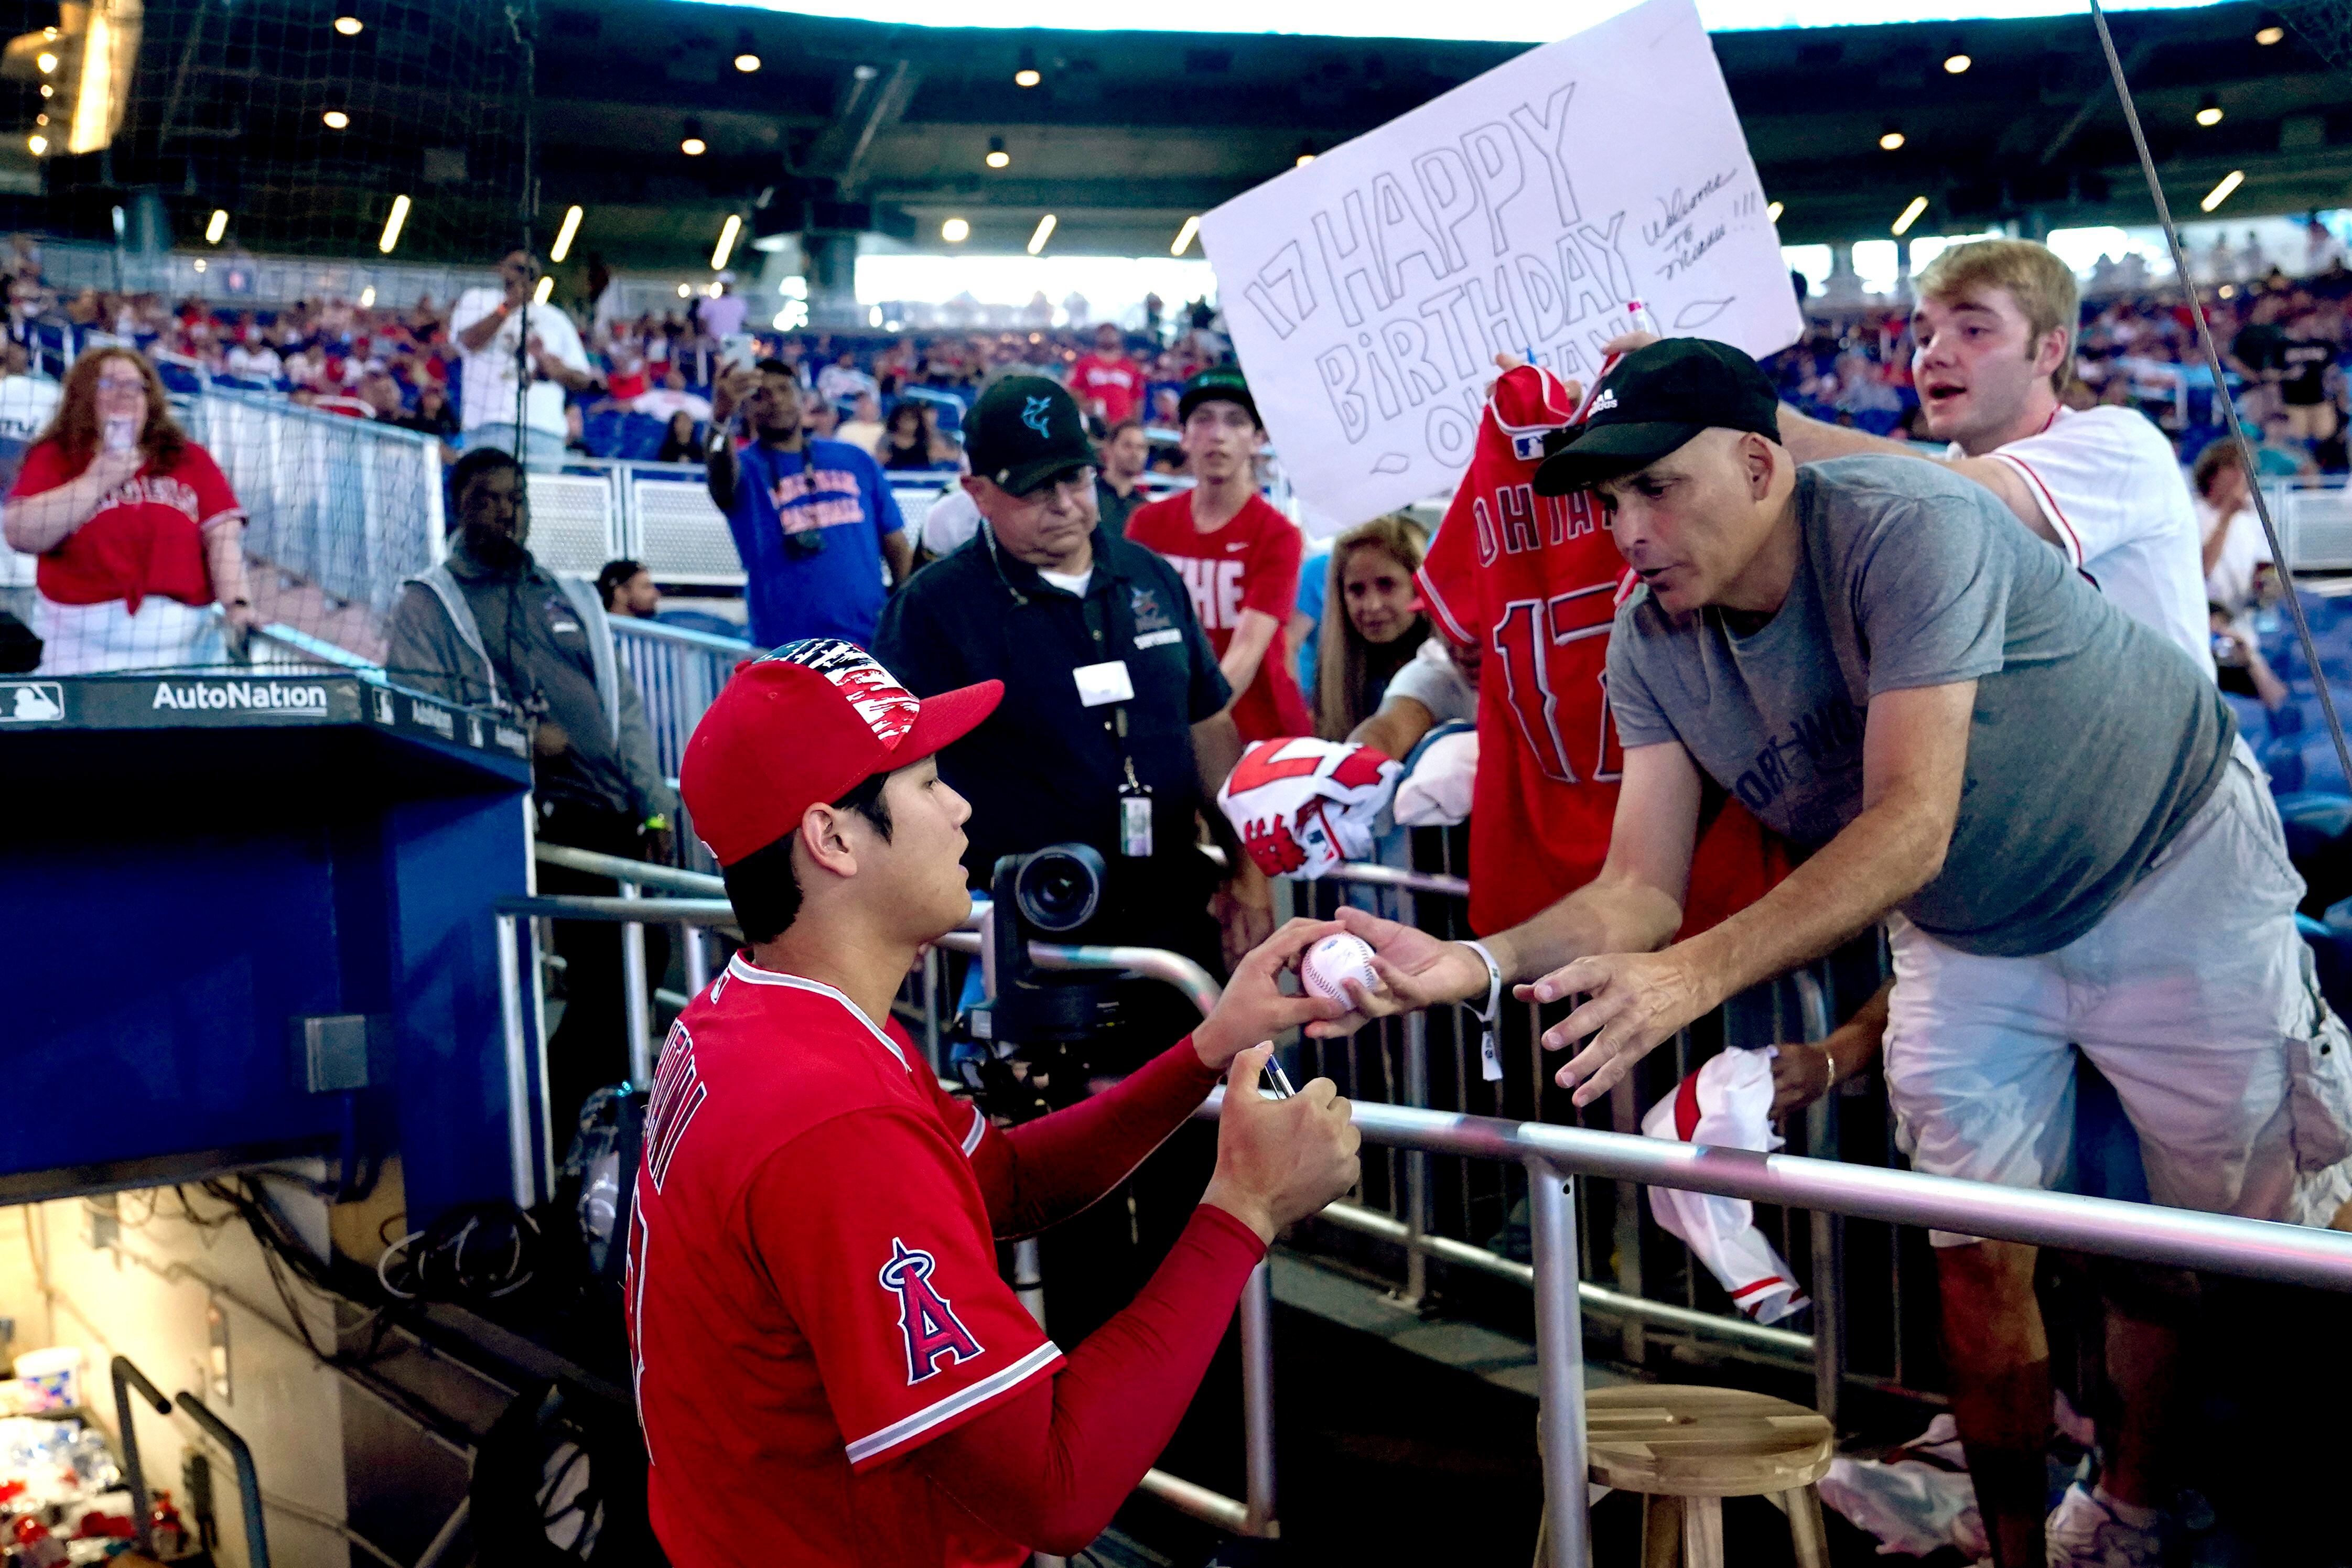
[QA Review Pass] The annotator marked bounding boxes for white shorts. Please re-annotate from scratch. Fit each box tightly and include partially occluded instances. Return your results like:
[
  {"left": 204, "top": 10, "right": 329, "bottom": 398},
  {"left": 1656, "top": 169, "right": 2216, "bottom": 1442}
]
[
  {"left": 1886, "top": 745, "right": 2352, "bottom": 1245},
  {"left": 35, "top": 596, "right": 221, "bottom": 674}
]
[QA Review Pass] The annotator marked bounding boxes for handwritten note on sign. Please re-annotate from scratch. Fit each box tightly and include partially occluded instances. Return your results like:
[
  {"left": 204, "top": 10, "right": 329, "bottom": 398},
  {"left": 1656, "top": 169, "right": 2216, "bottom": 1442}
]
[{"left": 1200, "top": 0, "right": 1799, "bottom": 524}]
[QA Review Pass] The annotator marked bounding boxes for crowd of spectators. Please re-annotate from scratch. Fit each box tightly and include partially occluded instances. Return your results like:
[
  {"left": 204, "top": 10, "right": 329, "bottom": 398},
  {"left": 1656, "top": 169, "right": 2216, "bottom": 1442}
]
[{"left": 0, "top": 236, "right": 1236, "bottom": 479}]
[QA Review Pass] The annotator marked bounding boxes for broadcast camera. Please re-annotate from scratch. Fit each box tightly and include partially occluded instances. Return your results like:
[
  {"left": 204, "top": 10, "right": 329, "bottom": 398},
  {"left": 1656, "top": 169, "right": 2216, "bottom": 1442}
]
[{"left": 960, "top": 842, "right": 1131, "bottom": 1121}]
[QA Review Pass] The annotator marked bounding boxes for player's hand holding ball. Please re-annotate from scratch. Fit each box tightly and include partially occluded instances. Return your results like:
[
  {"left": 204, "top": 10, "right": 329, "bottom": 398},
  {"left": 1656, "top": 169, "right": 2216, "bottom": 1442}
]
[
  {"left": 1202, "top": 1043, "right": 1361, "bottom": 1245},
  {"left": 1189, "top": 916, "right": 1352, "bottom": 1072}
]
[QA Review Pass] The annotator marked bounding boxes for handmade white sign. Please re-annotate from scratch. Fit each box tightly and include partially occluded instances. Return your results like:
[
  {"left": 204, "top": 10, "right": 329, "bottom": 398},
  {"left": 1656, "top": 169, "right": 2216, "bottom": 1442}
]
[{"left": 1201, "top": 0, "right": 1800, "bottom": 524}]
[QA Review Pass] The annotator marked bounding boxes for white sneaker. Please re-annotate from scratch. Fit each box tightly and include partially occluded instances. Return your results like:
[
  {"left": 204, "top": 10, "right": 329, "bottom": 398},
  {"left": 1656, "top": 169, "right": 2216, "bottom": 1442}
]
[{"left": 2045, "top": 1482, "right": 2171, "bottom": 1568}]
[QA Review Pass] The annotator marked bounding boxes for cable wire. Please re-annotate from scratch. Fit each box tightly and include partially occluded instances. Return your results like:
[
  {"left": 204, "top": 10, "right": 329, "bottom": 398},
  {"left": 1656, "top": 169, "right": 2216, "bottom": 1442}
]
[{"left": 2085, "top": 0, "right": 2352, "bottom": 790}]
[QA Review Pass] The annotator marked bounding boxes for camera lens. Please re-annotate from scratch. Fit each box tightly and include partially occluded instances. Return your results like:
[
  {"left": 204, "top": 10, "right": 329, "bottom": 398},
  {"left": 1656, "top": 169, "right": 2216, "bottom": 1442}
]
[{"left": 1012, "top": 842, "right": 1105, "bottom": 934}]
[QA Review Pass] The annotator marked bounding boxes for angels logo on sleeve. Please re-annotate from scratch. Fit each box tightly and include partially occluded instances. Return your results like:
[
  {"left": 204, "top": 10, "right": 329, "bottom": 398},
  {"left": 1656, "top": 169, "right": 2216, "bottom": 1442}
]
[
  {"left": 764, "top": 637, "right": 921, "bottom": 751},
  {"left": 877, "top": 1238, "right": 985, "bottom": 1385}
]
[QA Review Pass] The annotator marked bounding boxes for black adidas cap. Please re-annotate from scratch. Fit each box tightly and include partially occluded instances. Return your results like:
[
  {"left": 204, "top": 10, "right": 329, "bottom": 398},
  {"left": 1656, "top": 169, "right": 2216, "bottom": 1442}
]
[
  {"left": 966, "top": 375, "right": 1097, "bottom": 495},
  {"left": 1531, "top": 338, "right": 1781, "bottom": 497}
]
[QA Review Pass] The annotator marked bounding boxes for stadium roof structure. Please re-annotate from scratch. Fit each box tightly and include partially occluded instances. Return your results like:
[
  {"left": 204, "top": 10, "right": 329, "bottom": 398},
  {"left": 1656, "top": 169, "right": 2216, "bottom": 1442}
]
[{"left": 530, "top": 0, "right": 2351, "bottom": 267}]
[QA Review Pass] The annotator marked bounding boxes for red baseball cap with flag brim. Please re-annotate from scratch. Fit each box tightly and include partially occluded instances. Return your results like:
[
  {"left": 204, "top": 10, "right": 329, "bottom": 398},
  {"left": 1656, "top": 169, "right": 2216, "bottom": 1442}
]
[{"left": 682, "top": 638, "right": 1001, "bottom": 868}]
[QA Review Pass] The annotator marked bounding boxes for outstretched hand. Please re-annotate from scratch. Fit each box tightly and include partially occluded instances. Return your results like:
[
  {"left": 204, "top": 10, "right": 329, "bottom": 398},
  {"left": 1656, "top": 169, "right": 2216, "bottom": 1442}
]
[
  {"left": 1522, "top": 948, "right": 1714, "bottom": 1107},
  {"left": 1483, "top": 329, "right": 1659, "bottom": 406}
]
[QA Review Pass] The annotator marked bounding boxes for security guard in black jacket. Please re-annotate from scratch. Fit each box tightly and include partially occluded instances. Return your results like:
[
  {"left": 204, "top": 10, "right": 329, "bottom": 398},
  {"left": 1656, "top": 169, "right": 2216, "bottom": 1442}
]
[
  {"left": 876, "top": 374, "right": 1272, "bottom": 1363},
  {"left": 875, "top": 374, "right": 1268, "bottom": 979}
]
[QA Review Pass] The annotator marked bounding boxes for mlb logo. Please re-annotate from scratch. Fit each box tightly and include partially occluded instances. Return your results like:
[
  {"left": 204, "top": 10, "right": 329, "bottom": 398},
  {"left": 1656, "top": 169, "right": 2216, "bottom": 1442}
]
[
  {"left": 0, "top": 680, "right": 63, "bottom": 722},
  {"left": 1512, "top": 432, "right": 1549, "bottom": 462}
]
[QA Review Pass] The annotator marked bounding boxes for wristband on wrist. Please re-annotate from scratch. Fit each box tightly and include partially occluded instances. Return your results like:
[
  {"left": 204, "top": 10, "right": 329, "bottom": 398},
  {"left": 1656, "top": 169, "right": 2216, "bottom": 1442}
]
[
  {"left": 1459, "top": 939, "right": 1505, "bottom": 1083},
  {"left": 642, "top": 813, "right": 668, "bottom": 832}
]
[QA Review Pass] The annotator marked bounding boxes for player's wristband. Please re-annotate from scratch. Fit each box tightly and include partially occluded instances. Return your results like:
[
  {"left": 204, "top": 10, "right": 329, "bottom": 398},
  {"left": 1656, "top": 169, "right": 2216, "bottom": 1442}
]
[
  {"left": 642, "top": 813, "right": 668, "bottom": 832},
  {"left": 1459, "top": 940, "right": 1504, "bottom": 1083}
]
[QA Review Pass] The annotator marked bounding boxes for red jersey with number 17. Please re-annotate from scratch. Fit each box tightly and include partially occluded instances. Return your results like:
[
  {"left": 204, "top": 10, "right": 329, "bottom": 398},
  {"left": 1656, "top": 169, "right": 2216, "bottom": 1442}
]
[{"left": 1418, "top": 364, "right": 1786, "bottom": 937}]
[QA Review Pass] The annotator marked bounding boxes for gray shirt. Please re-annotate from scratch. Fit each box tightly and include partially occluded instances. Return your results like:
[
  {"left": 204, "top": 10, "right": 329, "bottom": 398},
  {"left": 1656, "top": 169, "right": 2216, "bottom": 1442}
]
[{"left": 1606, "top": 455, "right": 2233, "bottom": 957}]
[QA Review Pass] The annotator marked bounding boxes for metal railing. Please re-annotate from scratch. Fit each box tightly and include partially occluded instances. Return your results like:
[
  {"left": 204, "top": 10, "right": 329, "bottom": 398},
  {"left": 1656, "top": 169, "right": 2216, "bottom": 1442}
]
[
  {"left": 608, "top": 618, "right": 753, "bottom": 785},
  {"left": 1283, "top": 860, "right": 1895, "bottom": 1414}
]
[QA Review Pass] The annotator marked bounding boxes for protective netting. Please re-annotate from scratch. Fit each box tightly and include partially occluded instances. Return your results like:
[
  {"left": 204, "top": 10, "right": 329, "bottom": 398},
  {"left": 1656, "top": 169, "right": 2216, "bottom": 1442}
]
[
  {"left": 0, "top": 0, "right": 531, "bottom": 679},
  {"left": 2281, "top": 0, "right": 2352, "bottom": 72}
]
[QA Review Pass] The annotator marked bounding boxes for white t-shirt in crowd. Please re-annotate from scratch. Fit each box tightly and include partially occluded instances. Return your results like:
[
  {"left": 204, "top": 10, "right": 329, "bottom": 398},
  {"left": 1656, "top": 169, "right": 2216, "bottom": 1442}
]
[
  {"left": 1959, "top": 404, "right": 2214, "bottom": 676},
  {"left": 449, "top": 288, "right": 592, "bottom": 436},
  {"left": 633, "top": 387, "right": 713, "bottom": 424},
  {"left": 697, "top": 292, "right": 748, "bottom": 340},
  {"left": 1037, "top": 566, "right": 1093, "bottom": 597},
  {"left": 225, "top": 343, "right": 283, "bottom": 381},
  {"left": 2199, "top": 498, "right": 2273, "bottom": 615},
  {"left": 920, "top": 487, "right": 984, "bottom": 557}
]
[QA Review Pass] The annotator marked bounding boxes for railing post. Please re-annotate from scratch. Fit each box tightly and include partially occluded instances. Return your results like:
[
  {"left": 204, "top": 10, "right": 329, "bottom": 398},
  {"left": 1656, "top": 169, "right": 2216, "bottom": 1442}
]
[
  {"left": 1529, "top": 1159, "right": 1592, "bottom": 1568},
  {"left": 682, "top": 919, "right": 709, "bottom": 1001},
  {"left": 495, "top": 913, "right": 538, "bottom": 1209},
  {"left": 921, "top": 946, "right": 943, "bottom": 1075},
  {"left": 619, "top": 880, "right": 654, "bottom": 1086},
  {"left": 1400, "top": 890, "right": 1432, "bottom": 1310},
  {"left": 1607, "top": 1077, "right": 1646, "bottom": 1366},
  {"left": 1240, "top": 1257, "right": 1280, "bottom": 1538},
  {"left": 1793, "top": 967, "right": 1844, "bottom": 1426}
]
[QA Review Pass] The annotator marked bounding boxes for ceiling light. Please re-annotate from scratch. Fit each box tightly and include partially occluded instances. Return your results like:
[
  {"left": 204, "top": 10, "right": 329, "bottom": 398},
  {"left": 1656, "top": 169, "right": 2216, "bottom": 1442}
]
[
  {"left": 205, "top": 209, "right": 228, "bottom": 244},
  {"left": 1027, "top": 213, "right": 1056, "bottom": 255},
  {"left": 359, "top": 284, "right": 373, "bottom": 306},
  {"left": 1943, "top": 46, "right": 1970, "bottom": 72},
  {"left": 1296, "top": 140, "right": 1317, "bottom": 167},
  {"left": 26, "top": 134, "right": 45, "bottom": 156},
  {"left": 1766, "top": 200, "right": 1784, "bottom": 222},
  {"left": 1879, "top": 128, "right": 1905, "bottom": 151},
  {"left": 681, "top": 118, "right": 706, "bottom": 157},
  {"left": 677, "top": 283, "right": 692, "bottom": 298},
  {"left": 2257, "top": 24, "right": 2285, "bottom": 44},
  {"left": 985, "top": 135, "right": 1009, "bottom": 170},
  {"left": 192, "top": 258, "right": 207, "bottom": 273},
  {"left": 38, "top": 85, "right": 50, "bottom": 99},
  {"left": 941, "top": 216, "right": 970, "bottom": 243},
  {"left": 551, "top": 204, "right": 583, "bottom": 264},
  {"left": 1015, "top": 67, "right": 1041, "bottom": 87},
  {"left": 852, "top": 63, "right": 878, "bottom": 81},
  {"left": 733, "top": 29, "right": 759, "bottom": 72},
  {"left": 735, "top": 52, "right": 760, "bottom": 72},
  {"left": 1172, "top": 215, "right": 1201, "bottom": 256},
  {"left": 869, "top": 306, "right": 884, "bottom": 327},
  {"left": 377, "top": 193, "right": 409, "bottom": 254},
  {"left": 2196, "top": 94, "right": 2224, "bottom": 127},
  {"left": 35, "top": 52, "right": 55, "bottom": 74},
  {"left": 1892, "top": 195, "right": 1929, "bottom": 235},
  {"left": 2200, "top": 169, "right": 2245, "bottom": 212},
  {"left": 711, "top": 213, "right": 742, "bottom": 271},
  {"left": 334, "top": 0, "right": 362, "bottom": 34},
  {"left": 533, "top": 276, "right": 554, "bottom": 306},
  {"left": 322, "top": 110, "right": 349, "bottom": 129},
  {"left": 34, "top": 114, "right": 45, "bottom": 126}
]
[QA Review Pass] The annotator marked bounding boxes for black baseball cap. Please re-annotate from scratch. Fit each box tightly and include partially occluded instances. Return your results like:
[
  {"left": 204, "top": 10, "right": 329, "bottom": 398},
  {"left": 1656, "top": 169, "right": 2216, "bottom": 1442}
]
[
  {"left": 1177, "top": 365, "right": 1260, "bottom": 427},
  {"left": 1531, "top": 339, "right": 1781, "bottom": 497},
  {"left": 966, "top": 376, "right": 1096, "bottom": 495}
]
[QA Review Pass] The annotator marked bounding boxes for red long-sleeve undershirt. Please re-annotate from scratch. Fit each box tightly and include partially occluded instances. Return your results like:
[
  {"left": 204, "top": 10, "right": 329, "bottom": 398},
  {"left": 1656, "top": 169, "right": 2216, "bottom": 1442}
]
[
  {"left": 910, "top": 1202, "right": 1265, "bottom": 1555},
  {"left": 957, "top": 1034, "right": 1225, "bottom": 1239},
  {"left": 889, "top": 1035, "right": 1257, "bottom": 1555}
]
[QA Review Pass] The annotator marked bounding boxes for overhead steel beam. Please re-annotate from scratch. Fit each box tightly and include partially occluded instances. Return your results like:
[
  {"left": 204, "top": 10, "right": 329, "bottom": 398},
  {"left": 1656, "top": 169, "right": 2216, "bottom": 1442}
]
[{"left": 802, "top": 59, "right": 920, "bottom": 201}]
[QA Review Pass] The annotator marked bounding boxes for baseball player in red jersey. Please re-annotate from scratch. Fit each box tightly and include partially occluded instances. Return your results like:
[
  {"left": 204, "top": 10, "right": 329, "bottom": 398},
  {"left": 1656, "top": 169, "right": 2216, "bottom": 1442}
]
[
  {"left": 1126, "top": 368, "right": 1314, "bottom": 741},
  {"left": 629, "top": 635, "right": 1361, "bottom": 1567},
  {"left": 1418, "top": 360, "right": 1786, "bottom": 939}
]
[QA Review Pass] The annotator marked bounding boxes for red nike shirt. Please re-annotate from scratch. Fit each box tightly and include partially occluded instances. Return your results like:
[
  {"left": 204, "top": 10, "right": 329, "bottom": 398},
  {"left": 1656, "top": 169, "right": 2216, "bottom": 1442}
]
[
  {"left": 1125, "top": 491, "right": 1312, "bottom": 741},
  {"left": 1419, "top": 364, "right": 1786, "bottom": 936},
  {"left": 626, "top": 955, "right": 1059, "bottom": 1567}
]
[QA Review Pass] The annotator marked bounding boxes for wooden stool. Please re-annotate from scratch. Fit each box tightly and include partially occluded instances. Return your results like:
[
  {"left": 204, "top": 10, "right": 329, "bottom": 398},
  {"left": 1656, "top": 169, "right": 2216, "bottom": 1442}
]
[{"left": 1542, "top": 1386, "right": 1835, "bottom": 1568}]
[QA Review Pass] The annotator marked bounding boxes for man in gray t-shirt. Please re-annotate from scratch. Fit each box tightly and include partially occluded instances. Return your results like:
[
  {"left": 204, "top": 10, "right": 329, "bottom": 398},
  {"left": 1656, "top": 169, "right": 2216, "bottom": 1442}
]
[
  {"left": 1606, "top": 452, "right": 2231, "bottom": 957},
  {"left": 1325, "top": 339, "right": 2352, "bottom": 1568}
]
